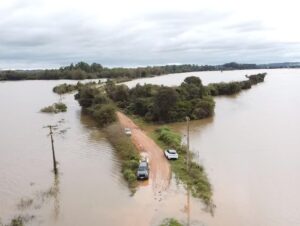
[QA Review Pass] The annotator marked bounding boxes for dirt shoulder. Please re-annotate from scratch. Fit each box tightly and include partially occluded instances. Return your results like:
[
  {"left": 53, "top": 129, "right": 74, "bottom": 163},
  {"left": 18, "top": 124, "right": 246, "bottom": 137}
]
[{"left": 116, "top": 111, "right": 171, "bottom": 191}]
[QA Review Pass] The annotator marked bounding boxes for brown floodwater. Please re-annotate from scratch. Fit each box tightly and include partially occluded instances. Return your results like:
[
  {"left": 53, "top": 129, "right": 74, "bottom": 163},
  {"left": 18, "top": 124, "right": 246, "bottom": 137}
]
[{"left": 1, "top": 69, "right": 300, "bottom": 226}]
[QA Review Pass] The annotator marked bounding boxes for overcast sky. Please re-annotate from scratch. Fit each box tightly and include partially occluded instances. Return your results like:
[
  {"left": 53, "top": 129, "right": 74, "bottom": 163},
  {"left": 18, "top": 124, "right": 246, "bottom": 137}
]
[{"left": 1, "top": 0, "right": 300, "bottom": 69}]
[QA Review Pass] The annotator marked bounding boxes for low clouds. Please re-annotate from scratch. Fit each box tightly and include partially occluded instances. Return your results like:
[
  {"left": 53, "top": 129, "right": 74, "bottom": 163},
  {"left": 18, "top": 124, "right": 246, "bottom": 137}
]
[{"left": 1, "top": 0, "right": 300, "bottom": 69}]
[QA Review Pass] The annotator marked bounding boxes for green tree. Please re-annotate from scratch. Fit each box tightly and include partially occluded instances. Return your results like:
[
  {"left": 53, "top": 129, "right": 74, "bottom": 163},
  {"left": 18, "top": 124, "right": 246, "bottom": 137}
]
[{"left": 153, "top": 86, "right": 178, "bottom": 122}]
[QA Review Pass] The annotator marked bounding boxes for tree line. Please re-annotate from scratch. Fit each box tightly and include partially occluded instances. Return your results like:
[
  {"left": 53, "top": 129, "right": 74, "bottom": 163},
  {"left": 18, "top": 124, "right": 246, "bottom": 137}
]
[{"left": 0, "top": 60, "right": 277, "bottom": 81}]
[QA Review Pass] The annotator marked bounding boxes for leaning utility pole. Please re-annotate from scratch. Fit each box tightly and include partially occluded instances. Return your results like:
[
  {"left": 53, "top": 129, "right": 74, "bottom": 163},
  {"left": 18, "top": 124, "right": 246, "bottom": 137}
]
[{"left": 44, "top": 125, "right": 58, "bottom": 175}]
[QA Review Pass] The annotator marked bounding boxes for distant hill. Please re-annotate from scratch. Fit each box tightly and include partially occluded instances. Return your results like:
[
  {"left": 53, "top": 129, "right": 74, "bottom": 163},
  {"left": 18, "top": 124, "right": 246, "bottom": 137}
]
[{"left": 258, "top": 62, "right": 300, "bottom": 68}]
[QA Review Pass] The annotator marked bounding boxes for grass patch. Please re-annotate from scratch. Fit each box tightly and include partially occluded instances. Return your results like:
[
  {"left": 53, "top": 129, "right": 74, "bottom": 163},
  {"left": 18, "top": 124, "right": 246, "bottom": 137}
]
[
  {"left": 40, "top": 102, "right": 67, "bottom": 113},
  {"left": 104, "top": 123, "right": 140, "bottom": 192},
  {"left": 160, "top": 218, "right": 183, "bottom": 226},
  {"left": 153, "top": 127, "right": 213, "bottom": 206}
]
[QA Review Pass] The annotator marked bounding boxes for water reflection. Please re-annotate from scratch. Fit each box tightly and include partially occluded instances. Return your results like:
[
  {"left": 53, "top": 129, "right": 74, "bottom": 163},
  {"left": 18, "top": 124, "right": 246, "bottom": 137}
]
[{"left": 52, "top": 174, "right": 60, "bottom": 221}]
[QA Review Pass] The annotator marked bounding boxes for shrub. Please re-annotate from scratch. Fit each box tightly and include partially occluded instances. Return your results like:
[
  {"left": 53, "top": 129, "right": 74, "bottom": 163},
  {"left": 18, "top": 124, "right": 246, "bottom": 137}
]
[
  {"left": 9, "top": 217, "right": 24, "bottom": 226},
  {"left": 40, "top": 102, "right": 67, "bottom": 113},
  {"left": 53, "top": 83, "right": 78, "bottom": 94},
  {"left": 155, "top": 127, "right": 181, "bottom": 148},
  {"left": 160, "top": 218, "right": 183, "bottom": 226},
  {"left": 91, "top": 104, "right": 116, "bottom": 126},
  {"left": 54, "top": 103, "right": 67, "bottom": 112}
]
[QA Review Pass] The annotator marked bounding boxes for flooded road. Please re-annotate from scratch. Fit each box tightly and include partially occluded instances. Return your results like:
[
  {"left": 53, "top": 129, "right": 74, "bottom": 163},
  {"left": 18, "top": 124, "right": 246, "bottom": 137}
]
[
  {"left": 1, "top": 69, "right": 300, "bottom": 226},
  {"left": 0, "top": 80, "right": 203, "bottom": 226}
]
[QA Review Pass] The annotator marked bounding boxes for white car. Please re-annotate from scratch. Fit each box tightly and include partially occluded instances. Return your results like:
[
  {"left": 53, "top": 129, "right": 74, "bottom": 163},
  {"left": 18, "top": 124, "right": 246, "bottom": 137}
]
[
  {"left": 124, "top": 128, "right": 132, "bottom": 136},
  {"left": 164, "top": 149, "right": 179, "bottom": 160}
]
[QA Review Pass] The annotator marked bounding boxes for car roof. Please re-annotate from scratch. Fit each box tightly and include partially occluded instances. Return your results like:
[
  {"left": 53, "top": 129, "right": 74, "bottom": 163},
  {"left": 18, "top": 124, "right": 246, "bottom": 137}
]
[{"left": 167, "top": 149, "right": 177, "bottom": 153}]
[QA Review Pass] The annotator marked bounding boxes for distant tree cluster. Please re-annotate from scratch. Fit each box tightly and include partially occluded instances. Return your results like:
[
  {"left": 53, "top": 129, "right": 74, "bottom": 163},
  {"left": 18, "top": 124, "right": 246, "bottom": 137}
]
[
  {"left": 0, "top": 61, "right": 277, "bottom": 81},
  {"left": 207, "top": 73, "right": 266, "bottom": 96}
]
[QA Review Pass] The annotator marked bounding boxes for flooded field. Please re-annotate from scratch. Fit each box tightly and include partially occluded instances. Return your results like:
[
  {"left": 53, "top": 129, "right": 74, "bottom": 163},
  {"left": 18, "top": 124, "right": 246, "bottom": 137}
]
[{"left": 1, "top": 69, "right": 300, "bottom": 226}]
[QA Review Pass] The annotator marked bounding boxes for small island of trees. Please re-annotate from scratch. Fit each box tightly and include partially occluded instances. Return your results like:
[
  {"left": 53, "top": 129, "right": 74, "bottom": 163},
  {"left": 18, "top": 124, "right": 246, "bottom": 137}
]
[{"left": 74, "top": 73, "right": 266, "bottom": 125}]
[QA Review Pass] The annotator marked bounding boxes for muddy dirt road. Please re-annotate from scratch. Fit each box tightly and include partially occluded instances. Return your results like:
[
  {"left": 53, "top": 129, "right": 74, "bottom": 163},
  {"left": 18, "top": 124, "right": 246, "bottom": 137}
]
[{"left": 116, "top": 112, "right": 171, "bottom": 191}]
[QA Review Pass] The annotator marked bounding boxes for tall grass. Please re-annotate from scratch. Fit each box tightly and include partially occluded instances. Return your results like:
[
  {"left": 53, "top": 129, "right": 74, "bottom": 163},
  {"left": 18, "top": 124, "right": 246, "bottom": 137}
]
[
  {"left": 105, "top": 123, "right": 140, "bottom": 192},
  {"left": 154, "top": 127, "right": 212, "bottom": 206}
]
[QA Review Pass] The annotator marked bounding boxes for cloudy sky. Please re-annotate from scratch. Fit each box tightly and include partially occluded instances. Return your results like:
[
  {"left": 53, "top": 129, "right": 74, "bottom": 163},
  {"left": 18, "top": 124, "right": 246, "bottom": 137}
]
[{"left": 1, "top": 0, "right": 300, "bottom": 69}]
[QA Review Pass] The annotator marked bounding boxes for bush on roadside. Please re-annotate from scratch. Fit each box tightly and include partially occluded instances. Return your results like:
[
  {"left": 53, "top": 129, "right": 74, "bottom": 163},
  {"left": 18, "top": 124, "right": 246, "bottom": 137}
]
[
  {"left": 105, "top": 123, "right": 140, "bottom": 191},
  {"left": 91, "top": 104, "right": 116, "bottom": 126}
]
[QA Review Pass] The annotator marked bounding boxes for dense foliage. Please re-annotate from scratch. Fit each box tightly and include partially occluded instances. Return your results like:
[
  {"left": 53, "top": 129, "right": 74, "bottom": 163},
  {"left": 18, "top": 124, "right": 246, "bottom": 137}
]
[
  {"left": 207, "top": 73, "right": 266, "bottom": 95},
  {"left": 74, "top": 73, "right": 265, "bottom": 125},
  {"left": 53, "top": 83, "right": 79, "bottom": 94},
  {"left": 154, "top": 127, "right": 212, "bottom": 205},
  {"left": 75, "top": 85, "right": 116, "bottom": 126},
  {"left": 52, "top": 81, "right": 99, "bottom": 94},
  {"left": 0, "top": 60, "right": 278, "bottom": 81},
  {"left": 106, "top": 76, "right": 215, "bottom": 123},
  {"left": 40, "top": 102, "right": 67, "bottom": 113}
]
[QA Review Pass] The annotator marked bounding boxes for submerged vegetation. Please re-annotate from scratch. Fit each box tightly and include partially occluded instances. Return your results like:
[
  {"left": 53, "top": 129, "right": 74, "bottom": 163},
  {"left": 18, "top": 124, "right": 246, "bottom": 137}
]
[
  {"left": 207, "top": 73, "right": 266, "bottom": 96},
  {"left": 104, "top": 123, "right": 140, "bottom": 191},
  {"left": 0, "top": 215, "right": 33, "bottom": 226},
  {"left": 53, "top": 83, "right": 80, "bottom": 94},
  {"left": 52, "top": 81, "right": 99, "bottom": 94},
  {"left": 5, "top": 217, "right": 24, "bottom": 226},
  {"left": 40, "top": 102, "right": 67, "bottom": 113},
  {"left": 160, "top": 218, "right": 183, "bottom": 226},
  {"left": 153, "top": 127, "right": 212, "bottom": 205}
]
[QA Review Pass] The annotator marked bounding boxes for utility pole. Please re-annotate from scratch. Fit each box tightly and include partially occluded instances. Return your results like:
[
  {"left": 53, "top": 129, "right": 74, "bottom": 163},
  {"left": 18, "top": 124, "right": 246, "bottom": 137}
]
[
  {"left": 185, "top": 116, "right": 190, "bottom": 226},
  {"left": 44, "top": 125, "right": 58, "bottom": 175},
  {"left": 186, "top": 116, "right": 190, "bottom": 171}
]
